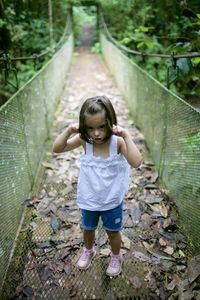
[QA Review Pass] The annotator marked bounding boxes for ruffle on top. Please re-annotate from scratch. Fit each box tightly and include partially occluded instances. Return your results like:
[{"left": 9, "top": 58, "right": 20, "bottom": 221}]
[
  {"left": 79, "top": 153, "right": 128, "bottom": 168},
  {"left": 76, "top": 135, "right": 130, "bottom": 211}
]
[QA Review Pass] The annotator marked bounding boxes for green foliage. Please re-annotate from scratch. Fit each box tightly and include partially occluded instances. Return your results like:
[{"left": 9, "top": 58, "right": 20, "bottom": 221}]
[
  {"left": 179, "top": 132, "right": 200, "bottom": 164},
  {"left": 0, "top": 0, "right": 199, "bottom": 105},
  {"left": 0, "top": 1, "right": 70, "bottom": 103},
  {"left": 73, "top": 6, "right": 96, "bottom": 45},
  {"left": 193, "top": 57, "right": 200, "bottom": 66},
  {"left": 177, "top": 58, "right": 193, "bottom": 76},
  {"left": 91, "top": 42, "right": 101, "bottom": 53},
  {"left": 100, "top": 0, "right": 200, "bottom": 103}
]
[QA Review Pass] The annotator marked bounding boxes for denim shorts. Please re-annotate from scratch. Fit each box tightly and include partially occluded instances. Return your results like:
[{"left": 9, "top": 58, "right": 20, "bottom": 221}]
[{"left": 80, "top": 202, "right": 123, "bottom": 231}]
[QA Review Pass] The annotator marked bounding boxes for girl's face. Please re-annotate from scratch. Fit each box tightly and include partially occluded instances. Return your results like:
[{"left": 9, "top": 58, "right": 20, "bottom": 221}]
[{"left": 85, "top": 111, "right": 108, "bottom": 144}]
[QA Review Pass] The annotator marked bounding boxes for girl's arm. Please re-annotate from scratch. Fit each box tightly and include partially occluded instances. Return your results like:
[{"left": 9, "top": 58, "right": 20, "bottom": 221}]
[
  {"left": 53, "top": 123, "right": 83, "bottom": 153},
  {"left": 112, "top": 125, "right": 142, "bottom": 168}
]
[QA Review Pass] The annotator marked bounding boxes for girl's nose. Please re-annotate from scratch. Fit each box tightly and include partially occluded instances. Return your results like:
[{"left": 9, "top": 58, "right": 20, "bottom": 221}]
[{"left": 94, "top": 129, "right": 100, "bottom": 136}]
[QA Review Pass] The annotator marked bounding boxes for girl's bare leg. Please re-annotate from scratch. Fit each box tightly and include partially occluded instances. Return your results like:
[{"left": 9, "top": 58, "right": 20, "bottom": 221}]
[
  {"left": 106, "top": 231, "right": 121, "bottom": 254},
  {"left": 84, "top": 229, "right": 95, "bottom": 249}
]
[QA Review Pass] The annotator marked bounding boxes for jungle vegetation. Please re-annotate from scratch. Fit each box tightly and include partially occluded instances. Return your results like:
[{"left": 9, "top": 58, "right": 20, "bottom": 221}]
[
  {"left": 0, "top": 0, "right": 199, "bottom": 106},
  {"left": 100, "top": 0, "right": 200, "bottom": 107}
]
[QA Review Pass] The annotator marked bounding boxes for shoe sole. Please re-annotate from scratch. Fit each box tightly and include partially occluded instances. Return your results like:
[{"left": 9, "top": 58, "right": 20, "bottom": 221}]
[{"left": 77, "top": 251, "right": 96, "bottom": 270}]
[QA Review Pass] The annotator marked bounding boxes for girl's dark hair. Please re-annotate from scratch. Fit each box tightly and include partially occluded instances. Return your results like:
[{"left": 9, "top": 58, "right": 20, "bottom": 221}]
[{"left": 79, "top": 95, "right": 117, "bottom": 143}]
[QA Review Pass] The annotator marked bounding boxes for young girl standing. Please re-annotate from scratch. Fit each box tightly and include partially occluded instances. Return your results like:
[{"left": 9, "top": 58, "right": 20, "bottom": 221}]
[{"left": 53, "top": 96, "right": 142, "bottom": 277}]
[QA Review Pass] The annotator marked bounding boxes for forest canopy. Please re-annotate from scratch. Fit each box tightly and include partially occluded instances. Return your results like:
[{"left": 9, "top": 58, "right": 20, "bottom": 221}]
[
  {"left": 99, "top": 0, "right": 200, "bottom": 105},
  {"left": 0, "top": 0, "right": 199, "bottom": 106}
]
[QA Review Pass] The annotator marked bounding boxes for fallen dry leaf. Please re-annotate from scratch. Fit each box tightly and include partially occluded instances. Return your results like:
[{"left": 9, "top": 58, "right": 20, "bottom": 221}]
[
  {"left": 63, "top": 259, "right": 73, "bottom": 275},
  {"left": 159, "top": 238, "right": 167, "bottom": 247},
  {"left": 129, "top": 276, "right": 142, "bottom": 289},
  {"left": 121, "top": 234, "right": 131, "bottom": 249},
  {"left": 148, "top": 202, "right": 168, "bottom": 218},
  {"left": 99, "top": 248, "right": 110, "bottom": 257},
  {"left": 163, "top": 246, "right": 174, "bottom": 255},
  {"left": 187, "top": 255, "right": 200, "bottom": 284},
  {"left": 129, "top": 203, "right": 141, "bottom": 225}
]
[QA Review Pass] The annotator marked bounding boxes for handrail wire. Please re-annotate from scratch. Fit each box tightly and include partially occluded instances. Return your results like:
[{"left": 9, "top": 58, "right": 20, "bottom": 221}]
[
  {"left": 0, "top": 13, "right": 72, "bottom": 63},
  {"left": 0, "top": 13, "right": 72, "bottom": 91},
  {"left": 99, "top": 11, "right": 200, "bottom": 59}
]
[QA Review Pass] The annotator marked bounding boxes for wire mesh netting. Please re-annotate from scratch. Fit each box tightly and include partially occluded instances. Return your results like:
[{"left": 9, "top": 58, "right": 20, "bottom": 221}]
[
  {"left": 1, "top": 73, "right": 174, "bottom": 299},
  {"left": 4, "top": 41, "right": 199, "bottom": 298},
  {"left": 3, "top": 171, "right": 150, "bottom": 299},
  {"left": 0, "top": 35, "right": 74, "bottom": 294},
  {"left": 1, "top": 25, "right": 200, "bottom": 299},
  {"left": 100, "top": 33, "right": 200, "bottom": 252}
]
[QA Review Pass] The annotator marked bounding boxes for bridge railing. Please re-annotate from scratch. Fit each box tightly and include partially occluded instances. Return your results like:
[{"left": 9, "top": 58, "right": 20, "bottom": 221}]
[
  {"left": 100, "top": 32, "right": 200, "bottom": 252},
  {"left": 0, "top": 32, "right": 74, "bottom": 292}
]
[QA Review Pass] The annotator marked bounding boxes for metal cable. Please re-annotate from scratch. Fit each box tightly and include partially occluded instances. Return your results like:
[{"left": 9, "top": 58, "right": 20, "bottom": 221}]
[
  {"left": 0, "top": 14, "right": 72, "bottom": 63},
  {"left": 99, "top": 11, "right": 200, "bottom": 59}
]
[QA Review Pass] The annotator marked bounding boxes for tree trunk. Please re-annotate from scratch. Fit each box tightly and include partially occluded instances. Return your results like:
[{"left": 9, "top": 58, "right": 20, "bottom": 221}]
[{"left": 48, "top": 0, "right": 53, "bottom": 47}]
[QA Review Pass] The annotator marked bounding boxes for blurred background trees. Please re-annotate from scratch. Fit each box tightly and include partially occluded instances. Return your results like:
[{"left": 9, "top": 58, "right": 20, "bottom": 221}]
[
  {"left": 0, "top": 0, "right": 68, "bottom": 103},
  {"left": 100, "top": 0, "right": 200, "bottom": 105},
  {"left": 0, "top": 0, "right": 199, "bottom": 106}
]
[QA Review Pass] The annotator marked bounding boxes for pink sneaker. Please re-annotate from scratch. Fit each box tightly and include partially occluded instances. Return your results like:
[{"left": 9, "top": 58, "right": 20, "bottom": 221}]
[
  {"left": 77, "top": 247, "right": 96, "bottom": 270},
  {"left": 106, "top": 252, "right": 123, "bottom": 277}
]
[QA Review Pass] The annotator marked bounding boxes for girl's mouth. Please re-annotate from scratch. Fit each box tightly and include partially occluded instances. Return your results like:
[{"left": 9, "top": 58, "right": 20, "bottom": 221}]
[{"left": 93, "top": 138, "right": 103, "bottom": 143}]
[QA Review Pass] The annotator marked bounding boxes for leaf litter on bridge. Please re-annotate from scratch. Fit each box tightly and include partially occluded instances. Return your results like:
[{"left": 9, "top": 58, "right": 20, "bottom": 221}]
[{"left": 15, "top": 48, "right": 200, "bottom": 299}]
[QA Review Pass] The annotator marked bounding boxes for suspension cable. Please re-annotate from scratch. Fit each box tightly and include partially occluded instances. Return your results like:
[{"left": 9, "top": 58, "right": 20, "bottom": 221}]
[
  {"left": 0, "top": 14, "right": 72, "bottom": 91},
  {"left": 0, "top": 14, "right": 72, "bottom": 63},
  {"left": 100, "top": 11, "right": 200, "bottom": 59}
]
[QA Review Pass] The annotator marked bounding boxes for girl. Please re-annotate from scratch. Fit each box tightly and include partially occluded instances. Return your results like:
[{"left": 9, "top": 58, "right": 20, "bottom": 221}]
[{"left": 53, "top": 96, "right": 142, "bottom": 277}]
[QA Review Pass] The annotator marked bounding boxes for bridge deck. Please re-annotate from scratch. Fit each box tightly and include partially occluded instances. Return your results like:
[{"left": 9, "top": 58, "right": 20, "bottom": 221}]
[{"left": 9, "top": 48, "right": 190, "bottom": 299}]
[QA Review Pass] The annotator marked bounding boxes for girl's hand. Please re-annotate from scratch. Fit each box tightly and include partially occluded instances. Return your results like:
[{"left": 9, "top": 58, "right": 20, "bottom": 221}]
[
  {"left": 53, "top": 123, "right": 81, "bottom": 153},
  {"left": 113, "top": 124, "right": 142, "bottom": 168},
  {"left": 68, "top": 123, "right": 79, "bottom": 134},
  {"left": 112, "top": 125, "right": 128, "bottom": 138}
]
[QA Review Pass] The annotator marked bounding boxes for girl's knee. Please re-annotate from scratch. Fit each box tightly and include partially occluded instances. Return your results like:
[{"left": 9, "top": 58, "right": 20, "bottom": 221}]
[{"left": 106, "top": 230, "right": 120, "bottom": 238}]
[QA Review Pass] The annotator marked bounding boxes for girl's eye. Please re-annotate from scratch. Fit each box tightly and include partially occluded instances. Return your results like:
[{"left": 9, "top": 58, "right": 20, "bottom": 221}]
[{"left": 100, "top": 125, "right": 105, "bottom": 129}]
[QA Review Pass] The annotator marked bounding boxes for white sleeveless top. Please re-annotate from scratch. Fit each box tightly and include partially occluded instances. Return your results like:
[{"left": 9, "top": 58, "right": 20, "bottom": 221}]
[{"left": 76, "top": 135, "right": 130, "bottom": 211}]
